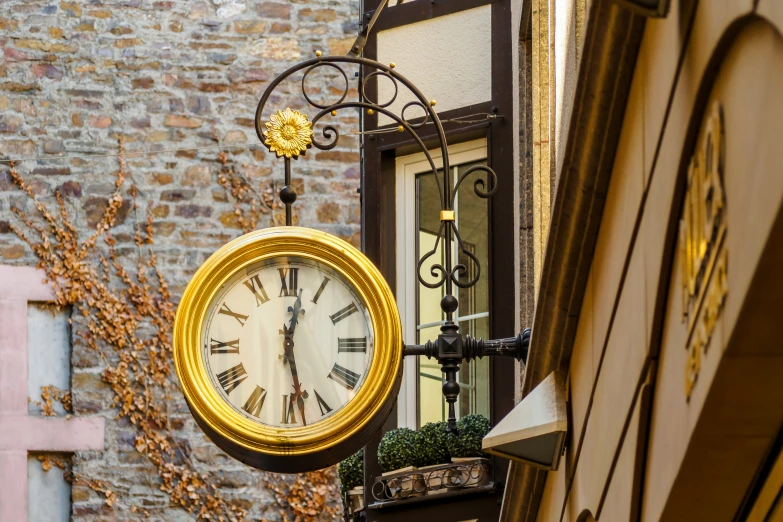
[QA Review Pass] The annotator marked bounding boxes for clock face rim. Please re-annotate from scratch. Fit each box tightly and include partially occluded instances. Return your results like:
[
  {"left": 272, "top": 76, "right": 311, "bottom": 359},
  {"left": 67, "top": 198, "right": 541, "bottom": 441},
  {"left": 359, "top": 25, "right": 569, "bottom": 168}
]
[
  {"left": 200, "top": 255, "right": 376, "bottom": 428},
  {"left": 174, "top": 227, "right": 403, "bottom": 460}
]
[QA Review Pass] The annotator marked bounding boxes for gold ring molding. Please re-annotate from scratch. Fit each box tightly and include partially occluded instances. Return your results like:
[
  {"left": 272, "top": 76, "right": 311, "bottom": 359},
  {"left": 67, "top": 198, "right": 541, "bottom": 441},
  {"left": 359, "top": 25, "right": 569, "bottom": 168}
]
[{"left": 173, "top": 227, "right": 403, "bottom": 472}]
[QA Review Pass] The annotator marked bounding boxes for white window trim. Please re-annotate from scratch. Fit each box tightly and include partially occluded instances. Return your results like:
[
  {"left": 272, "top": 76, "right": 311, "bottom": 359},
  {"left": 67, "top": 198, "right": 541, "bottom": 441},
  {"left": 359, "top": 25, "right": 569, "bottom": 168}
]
[{"left": 395, "top": 138, "right": 488, "bottom": 429}]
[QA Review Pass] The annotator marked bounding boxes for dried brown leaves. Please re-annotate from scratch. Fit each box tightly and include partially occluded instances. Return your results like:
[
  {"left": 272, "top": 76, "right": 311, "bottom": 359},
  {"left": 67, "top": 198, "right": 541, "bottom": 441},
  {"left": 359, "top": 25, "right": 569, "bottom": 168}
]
[
  {"left": 8, "top": 144, "right": 244, "bottom": 521},
  {"left": 9, "top": 144, "right": 342, "bottom": 521},
  {"left": 34, "top": 385, "right": 72, "bottom": 416},
  {"left": 262, "top": 467, "right": 342, "bottom": 521},
  {"left": 216, "top": 152, "right": 283, "bottom": 233}
]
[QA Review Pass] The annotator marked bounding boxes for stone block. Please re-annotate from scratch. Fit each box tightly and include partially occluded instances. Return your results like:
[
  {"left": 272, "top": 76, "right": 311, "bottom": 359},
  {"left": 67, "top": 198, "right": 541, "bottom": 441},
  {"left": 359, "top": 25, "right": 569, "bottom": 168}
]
[
  {"left": 58, "top": 181, "right": 82, "bottom": 197},
  {"left": 258, "top": 2, "right": 291, "bottom": 19},
  {"left": 131, "top": 116, "right": 151, "bottom": 129},
  {"left": 0, "top": 115, "right": 22, "bottom": 133},
  {"left": 114, "top": 38, "right": 141, "bottom": 48},
  {"left": 32, "top": 64, "right": 63, "bottom": 80},
  {"left": 0, "top": 82, "right": 39, "bottom": 92},
  {"left": 186, "top": 95, "right": 211, "bottom": 115},
  {"left": 183, "top": 166, "right": 211, "bottom": 187},
  {"left": 163, "top": 114, "right": 201, "bottom": 128},
  {"left": 131, "top": 77, "right": 154, "bottom": 89},
  {"left": 224, "top": 130, "right": 246, "bottom": 143},
  {"left": 175, "top": 205, "right": 212, "bottom": 218},
  {"left": 234, "top": 20, "right": 266, "bottom": 34},
  {"left": 160, "top": 189, "right": 195, "bottom": 202},
  {"left": 43, "top": 140, "right": 64, "bottom": 154},
  {"left": 87, "top": 115, "right": 112, "bottom": 128},
  {"left": 316, "top": 201, "right": 340, "bottom": 224},
  {"left": 316, "top": 150, "right": 360, "bottom": 163},
  {"left": 198, "top": 83, "right": 228, "bottom": 93},
  {"left": 299, "top": 8, "right": 337, "bottom": 22},
  {"left": 31, "top": 167, "right": 70, "bottom": 176},
  {"left": 1, "top": 245, "right": 25, "bottom": 260},
  {"left": 82, "top": 197, "right": 131, "bottom": 227}
]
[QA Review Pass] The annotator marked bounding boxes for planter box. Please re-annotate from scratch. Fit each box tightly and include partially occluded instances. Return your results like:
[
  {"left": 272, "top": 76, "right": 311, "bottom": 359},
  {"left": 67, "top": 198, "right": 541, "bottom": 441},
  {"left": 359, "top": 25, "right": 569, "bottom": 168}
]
[
  {"left": 443, "top": 457, "right": 491, "bottom": 488},
  {"left": 347, "top": 487, "right": 364, "bottom": 512},
  {"left": 418, "top": 463, "right": 451, "bottom": 493},
  {"left": 371, "top": 459, "right": 493, "bottom": 504},
  {"left": 380, "top": 466, "right": 426, "bottom": 499}
]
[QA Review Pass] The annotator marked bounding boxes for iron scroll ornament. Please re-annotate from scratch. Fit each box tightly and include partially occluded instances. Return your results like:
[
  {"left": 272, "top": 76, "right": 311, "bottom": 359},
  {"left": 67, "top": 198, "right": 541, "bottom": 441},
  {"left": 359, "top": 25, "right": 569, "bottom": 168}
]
[{"left": 254, "top": 54, "right": 529, "bottom": 432}]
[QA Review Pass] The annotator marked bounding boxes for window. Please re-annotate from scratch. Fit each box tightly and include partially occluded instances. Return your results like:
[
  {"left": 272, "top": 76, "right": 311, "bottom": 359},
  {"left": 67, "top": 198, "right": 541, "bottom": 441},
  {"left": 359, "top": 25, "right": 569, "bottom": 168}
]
[{"left": 395, "top": 139, "right": 490, "bottom": 428}]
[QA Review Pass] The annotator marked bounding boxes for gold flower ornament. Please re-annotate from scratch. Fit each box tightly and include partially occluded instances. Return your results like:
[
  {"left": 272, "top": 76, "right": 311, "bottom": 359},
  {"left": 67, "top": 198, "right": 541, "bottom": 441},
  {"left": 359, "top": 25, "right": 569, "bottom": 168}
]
[{"left": 262, "top": 108, "right": 314, "bottom": 159}]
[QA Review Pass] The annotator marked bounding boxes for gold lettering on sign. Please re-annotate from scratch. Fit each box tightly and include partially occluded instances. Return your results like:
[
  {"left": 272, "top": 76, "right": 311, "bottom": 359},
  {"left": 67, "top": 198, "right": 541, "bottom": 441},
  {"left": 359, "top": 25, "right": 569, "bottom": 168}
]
[
  {"left": 680, "top": 102, "right": 728, "bottom": 401},
  {"left": 685, "top": 329, "right": 702, "bottom": 399}
]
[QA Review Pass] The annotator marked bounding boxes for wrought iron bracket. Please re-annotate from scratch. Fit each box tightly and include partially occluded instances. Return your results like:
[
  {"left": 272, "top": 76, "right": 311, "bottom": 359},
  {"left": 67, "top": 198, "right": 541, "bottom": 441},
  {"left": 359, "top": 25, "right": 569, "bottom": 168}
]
[
  {"left": 403, "top": 327, "right": 530, "bottom": 432},
  {"left": 253, "top": 52, "right": 517, "bottom": 432},
  {"left": 349, "top": 0, "right": 390, "bottom": 56},
  {"left": 403, "top": 328, "right": 530, "bottom": 362}
]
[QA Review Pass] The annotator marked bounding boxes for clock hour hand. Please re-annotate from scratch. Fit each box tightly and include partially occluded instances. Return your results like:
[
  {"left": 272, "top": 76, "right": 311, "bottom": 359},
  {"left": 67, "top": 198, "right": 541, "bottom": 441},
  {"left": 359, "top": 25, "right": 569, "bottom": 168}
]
[
  {"left": 280, "top": 290, "right": 309, "bottom": 425},
  {"left": 278, "top": 289, "right": 304, "bottom": 364}
]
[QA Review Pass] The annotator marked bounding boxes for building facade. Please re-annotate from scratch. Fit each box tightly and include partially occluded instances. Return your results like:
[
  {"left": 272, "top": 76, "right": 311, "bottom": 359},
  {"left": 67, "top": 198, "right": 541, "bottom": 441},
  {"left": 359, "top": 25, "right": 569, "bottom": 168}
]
[
  {"left": 503, "top": 1, "right": 783, "bottom": 521},
  {"left": 358, "top": 0, "right": 526, "bottom": 519},
  {"left": 0, "top": 1, "right": 361, "bottom": 520},
  {"left": 359, "top": 1, "right": 783, "bottom": 522},
  {"left": 3, "top": 0, "right": 783, "bottom": 521}
]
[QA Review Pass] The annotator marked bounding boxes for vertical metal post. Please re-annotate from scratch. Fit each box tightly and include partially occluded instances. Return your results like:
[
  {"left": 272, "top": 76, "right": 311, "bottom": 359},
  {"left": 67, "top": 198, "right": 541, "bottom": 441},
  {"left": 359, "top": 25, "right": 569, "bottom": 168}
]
[{"left": 280, "top": 157, "right": 296, "bottom": 227}]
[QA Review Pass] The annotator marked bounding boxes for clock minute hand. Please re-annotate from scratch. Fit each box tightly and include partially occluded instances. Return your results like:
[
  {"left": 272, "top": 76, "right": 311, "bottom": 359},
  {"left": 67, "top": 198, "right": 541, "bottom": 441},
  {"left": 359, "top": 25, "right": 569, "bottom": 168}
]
[
  {"left": 287, "top": 289, "right": 305, "bottom": 334},
  {"left": 280, "top": 326, "right": 310, "bottom": 425},
  {"left": 282, "top": 289, "right": 308, "bottom": 425}
]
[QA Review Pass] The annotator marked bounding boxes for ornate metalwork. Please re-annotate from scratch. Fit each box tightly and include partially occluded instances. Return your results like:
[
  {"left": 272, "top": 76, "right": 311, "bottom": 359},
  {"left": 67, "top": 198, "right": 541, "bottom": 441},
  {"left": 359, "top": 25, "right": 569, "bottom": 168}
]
[
  {"left": 370, "top": 460, "right": 490, "bottom": 503},
  {"left": 261, "top": 108, "right": 313, "bottom": 159},
  {"left": 254, "top": 52, "right": 529, "bottom": 432}
]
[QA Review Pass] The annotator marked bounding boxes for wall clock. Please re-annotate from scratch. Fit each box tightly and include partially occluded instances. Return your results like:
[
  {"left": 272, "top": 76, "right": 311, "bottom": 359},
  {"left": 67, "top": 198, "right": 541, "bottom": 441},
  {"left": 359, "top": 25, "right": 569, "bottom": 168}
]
[{"left": 173, "top": 227, "right": 403, "bottom": 472}]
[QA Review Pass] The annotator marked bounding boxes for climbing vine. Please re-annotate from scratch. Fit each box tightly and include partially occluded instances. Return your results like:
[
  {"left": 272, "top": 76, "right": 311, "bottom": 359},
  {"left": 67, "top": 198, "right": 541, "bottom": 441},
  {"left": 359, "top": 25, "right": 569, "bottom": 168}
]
[
  {"left": 8, "top": 142, "right": 341, "bottom": 521},
  {"left": 216, "top": 151, "right": 286, "bottom": 233}
]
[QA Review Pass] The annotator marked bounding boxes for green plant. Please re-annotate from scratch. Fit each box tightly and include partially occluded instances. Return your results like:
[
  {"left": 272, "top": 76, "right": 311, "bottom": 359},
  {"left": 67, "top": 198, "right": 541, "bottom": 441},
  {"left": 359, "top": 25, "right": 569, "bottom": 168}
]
[
  {"left": 338, "top": 449, "right": 364, "bottom": 493},
  {"left": 418, "top": 421, "right": 451, "bottom": 466},
  {"left": 446, "top": 414, "right": 491, "bottom": 459},
  {"left": 377, "top": 428, "right": 421, "bottom": 472}
]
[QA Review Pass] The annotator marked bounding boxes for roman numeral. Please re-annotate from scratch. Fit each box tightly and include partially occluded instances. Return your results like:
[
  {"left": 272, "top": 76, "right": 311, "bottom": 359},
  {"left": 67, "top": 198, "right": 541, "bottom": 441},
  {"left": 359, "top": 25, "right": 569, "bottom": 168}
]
[
  {"left": 243, "top": 275, "right": 270, "bottom": 306},
  {"left": 216, "top": 364, "right": 247, "bottom": 395},
  {"left": 210, "top": 338, "right": 239, "bottom": 355},
  {"left": 242, "top": 386, "right": 267, "bottom": 417},
  {"left": 338, "top": 337, "right": 367, "bottom": 353},
  {"left": 330, "top": 302, "right": 358, "bottom": 324},
  {"left": 311, "top": 277, "right": 330, "bottom": 304},
  {"left": 218, "top": 303, "right": 248, "bottom": 327},
  {"left": 281, "top": 394, "right": 297, "bottom": 424},
  {"left": 313, "top": 389, "right": 333, "bottom": 416},
  {"left": 278, "top": 268, "right": 299, "bottom": 297},
  {"left": 328, "top": 363, "right": 360, "bottom": 390}
]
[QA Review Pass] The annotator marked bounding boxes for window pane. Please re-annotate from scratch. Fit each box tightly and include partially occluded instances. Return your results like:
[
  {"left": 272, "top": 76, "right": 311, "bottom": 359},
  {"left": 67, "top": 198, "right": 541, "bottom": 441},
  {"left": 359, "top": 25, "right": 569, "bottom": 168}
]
[
  {"left": 456, "top": 160, "right": 490, "bottom": 421},
  {"left": 415, "top": 160, "right": 490, "bottom": 427},
  {"left": 416, "top": 171, "right": 446, "bottom": 425}
]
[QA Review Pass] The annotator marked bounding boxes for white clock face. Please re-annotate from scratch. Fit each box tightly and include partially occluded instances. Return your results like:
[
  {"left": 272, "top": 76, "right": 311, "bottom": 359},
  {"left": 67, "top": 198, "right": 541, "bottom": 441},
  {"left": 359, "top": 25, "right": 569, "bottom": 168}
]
[{"left": 201, "top": 257, "right": 374, "bottom": 428}]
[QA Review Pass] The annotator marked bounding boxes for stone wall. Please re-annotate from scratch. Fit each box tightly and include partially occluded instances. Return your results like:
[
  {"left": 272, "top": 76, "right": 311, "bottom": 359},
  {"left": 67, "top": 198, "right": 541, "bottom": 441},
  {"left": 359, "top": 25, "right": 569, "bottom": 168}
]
[{"left": 0, "top": 0, "right": 361, "bottom": 519}]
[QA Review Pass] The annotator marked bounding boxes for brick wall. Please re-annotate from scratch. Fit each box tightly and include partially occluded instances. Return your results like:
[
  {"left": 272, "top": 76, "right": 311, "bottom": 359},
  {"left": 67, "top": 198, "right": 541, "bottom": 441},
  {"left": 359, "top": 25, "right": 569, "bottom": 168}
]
[{"left": 0, "top": 0, "right": 361, "bottom": 519}]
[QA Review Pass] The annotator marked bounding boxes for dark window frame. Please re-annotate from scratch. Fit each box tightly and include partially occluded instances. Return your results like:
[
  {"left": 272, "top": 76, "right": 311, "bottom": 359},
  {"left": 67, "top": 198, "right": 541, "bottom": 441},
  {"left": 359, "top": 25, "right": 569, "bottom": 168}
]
[{"left": 359, "top": 0, "right": 517, "bottom": 519}]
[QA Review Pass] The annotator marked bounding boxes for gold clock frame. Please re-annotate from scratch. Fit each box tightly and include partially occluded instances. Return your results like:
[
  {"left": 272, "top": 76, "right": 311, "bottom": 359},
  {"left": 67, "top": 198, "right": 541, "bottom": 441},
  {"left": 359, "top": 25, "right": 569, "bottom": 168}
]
[{"left": 173, "top": 227, "right": 403, "bottom": 472}]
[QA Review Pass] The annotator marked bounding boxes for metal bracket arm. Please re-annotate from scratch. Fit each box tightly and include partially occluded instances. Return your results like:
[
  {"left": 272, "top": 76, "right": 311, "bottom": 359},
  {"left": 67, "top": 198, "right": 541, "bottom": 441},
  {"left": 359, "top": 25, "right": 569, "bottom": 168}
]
[
  {"left": 403, "top": 327, "right": 530, "bottom": 362},
  {"left": 349, "top": 0, "right": 390, "bottom": 56}
]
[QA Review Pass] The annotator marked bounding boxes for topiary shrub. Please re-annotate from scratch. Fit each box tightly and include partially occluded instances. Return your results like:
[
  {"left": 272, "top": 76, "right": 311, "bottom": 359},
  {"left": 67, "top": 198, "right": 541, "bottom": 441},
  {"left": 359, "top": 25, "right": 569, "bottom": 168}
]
[
  {"left": 446, "top": 414, "right": 491, "bottom": 459},
  {"left": 338, "top": 449, "right": 364, "bottom": 493},
  {"left": 377, "top": 428, "right": 421, "bottom": 472},
  {"left": 418, "top": 421, "right": 451, "bottom": 466}
]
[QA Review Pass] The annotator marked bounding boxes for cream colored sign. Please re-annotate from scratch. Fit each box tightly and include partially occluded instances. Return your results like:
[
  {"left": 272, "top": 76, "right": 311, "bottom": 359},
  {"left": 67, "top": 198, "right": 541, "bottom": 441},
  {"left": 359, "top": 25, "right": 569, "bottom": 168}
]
[{"left": 680, "top": 102, "right": 728, "bottom": 401}]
